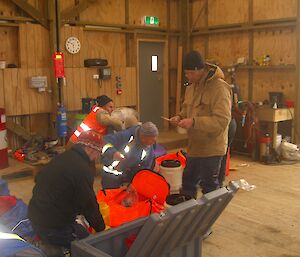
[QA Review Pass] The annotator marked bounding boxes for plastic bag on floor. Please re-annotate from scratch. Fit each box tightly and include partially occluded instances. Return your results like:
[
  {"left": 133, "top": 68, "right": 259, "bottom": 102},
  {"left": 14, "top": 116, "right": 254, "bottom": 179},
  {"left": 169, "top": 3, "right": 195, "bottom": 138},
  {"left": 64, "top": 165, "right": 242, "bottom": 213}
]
[
  {"left": 279, "top": 140, "right": 300, "bottom": 161},
  {"left": 236, "top": 179, "right": 256, "bottom": 191}
]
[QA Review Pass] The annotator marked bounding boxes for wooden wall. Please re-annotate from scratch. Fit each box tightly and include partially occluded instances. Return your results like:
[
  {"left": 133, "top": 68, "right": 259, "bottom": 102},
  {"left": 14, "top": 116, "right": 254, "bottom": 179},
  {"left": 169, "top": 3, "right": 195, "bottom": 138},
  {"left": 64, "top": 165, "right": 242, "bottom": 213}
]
[
  {"left": 0, "top": 24, "right": 52, "bottom": 116},
  {"left": 192, "top": 0, "right": 297, "bottom": 103},
  {"left": 0, "top": 0, "right": 180, "bottom": 148},
  {"left": 1, "top": 0, "right": 297, "bottom": 144},
  {"left": 0, "top": 0, "right": 177, "bottom": 113},
  {"left": 60, "top": 24, "right": 135, "bottom": 111}
]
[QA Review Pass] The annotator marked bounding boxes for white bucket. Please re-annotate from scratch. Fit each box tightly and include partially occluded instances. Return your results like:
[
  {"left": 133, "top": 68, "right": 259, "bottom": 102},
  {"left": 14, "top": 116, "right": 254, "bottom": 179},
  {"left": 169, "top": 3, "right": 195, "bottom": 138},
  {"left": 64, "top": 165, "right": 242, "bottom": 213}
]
[
  {"left": 275, "top": 134, "right": 282, "bottom": 150},
  {"left": 177, "top": 126, "right": 187, "bottom": 134},
  {"left": 160, "top": 165, "right": 183, "bottom": 193}
]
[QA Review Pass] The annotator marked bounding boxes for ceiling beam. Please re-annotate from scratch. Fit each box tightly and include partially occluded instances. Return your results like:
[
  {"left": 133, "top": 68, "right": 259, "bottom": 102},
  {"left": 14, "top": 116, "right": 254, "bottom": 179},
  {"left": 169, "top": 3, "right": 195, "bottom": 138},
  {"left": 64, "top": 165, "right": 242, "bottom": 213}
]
[
  {"left": 61, "top": 0, "right": 97, "bottom": 24},
  {"left": 10, "top": 0, "right": 48, "bottom": 29}
]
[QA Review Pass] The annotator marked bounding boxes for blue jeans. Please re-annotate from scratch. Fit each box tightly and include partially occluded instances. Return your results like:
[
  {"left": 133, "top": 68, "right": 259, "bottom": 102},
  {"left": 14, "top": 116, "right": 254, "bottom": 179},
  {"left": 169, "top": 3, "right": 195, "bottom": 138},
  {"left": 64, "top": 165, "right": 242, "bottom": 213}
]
[
  {"left": 181, "top": 156, "right": 222, "bottom": 198},
  {"left": 32, "top": 223, "right": 89, "bottom": 249}
]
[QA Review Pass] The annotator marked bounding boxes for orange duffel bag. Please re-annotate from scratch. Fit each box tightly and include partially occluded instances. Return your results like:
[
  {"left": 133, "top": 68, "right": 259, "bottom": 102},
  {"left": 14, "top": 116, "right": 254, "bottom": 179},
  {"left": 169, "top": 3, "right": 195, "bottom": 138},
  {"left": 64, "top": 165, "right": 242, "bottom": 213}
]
[{"left": 97, "top": 169, "right": 170, "bottom": 228}]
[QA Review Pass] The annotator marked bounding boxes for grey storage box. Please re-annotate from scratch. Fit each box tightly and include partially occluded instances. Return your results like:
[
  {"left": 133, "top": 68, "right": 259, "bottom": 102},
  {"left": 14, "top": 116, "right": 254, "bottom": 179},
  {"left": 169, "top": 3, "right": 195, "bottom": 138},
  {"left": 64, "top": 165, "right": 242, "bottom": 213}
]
[{"left": 72, "top": 182, "right": 239, "bottom": 257}]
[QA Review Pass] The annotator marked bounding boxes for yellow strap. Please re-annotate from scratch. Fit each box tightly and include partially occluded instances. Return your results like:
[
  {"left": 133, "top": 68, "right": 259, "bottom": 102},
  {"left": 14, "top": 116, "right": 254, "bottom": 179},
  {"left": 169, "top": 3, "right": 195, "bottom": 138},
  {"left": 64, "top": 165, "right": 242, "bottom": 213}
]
[
  {"left": 102, "top": 143, "right": 113, "bottom": 154},
  {"left": 0, "top": 232, "right": 24, "bottom": 241}
]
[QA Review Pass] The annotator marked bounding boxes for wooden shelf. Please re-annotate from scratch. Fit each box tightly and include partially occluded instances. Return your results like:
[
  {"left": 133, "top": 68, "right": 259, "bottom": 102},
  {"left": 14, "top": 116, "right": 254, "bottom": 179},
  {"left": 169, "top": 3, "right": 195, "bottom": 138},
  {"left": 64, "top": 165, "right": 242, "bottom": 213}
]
[
  {"left": 256, "top": 107, "right": 294, "bottom": 122},
  {"left": 192, "top": 18, "right": 297, "bottom": 35},
  {"left": 221, "top": 64, "right": 296, "bottom": 71}
]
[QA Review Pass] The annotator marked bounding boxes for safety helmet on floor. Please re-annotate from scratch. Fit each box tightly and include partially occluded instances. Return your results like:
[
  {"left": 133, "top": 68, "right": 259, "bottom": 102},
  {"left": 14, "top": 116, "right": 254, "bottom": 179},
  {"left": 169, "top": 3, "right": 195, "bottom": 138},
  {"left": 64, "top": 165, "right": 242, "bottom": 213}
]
[{"left": 76, "top": 130, "right": 104, "bottom": 152}]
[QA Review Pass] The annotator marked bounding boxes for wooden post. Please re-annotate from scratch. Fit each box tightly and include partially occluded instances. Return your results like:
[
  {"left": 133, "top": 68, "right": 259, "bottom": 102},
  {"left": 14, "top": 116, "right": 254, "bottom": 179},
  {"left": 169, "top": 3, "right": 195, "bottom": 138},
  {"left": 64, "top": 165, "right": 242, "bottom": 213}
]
[
  {"left": 296, "top": 0, "right": 300, "bottom": 143},
  {"left": 248, "top": 0, "right": 254, "bottom": 101},
  {"left": 176, "top": 46, "right": 183, "bottom": 114}
]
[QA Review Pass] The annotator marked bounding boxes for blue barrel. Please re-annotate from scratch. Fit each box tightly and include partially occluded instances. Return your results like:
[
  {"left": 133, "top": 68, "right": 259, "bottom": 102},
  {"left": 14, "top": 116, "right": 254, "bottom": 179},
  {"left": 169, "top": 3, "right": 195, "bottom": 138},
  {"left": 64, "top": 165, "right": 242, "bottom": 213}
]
[{"left": 57, "top": 105, "right": 67, "bottom": 137}]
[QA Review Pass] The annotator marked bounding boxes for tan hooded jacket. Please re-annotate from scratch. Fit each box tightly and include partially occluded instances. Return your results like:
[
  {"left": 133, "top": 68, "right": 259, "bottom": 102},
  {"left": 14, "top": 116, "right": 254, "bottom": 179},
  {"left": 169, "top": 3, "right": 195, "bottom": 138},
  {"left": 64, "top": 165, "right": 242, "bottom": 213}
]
[{"left": 179, "top": 63, "right": 232, "bottom": 157}]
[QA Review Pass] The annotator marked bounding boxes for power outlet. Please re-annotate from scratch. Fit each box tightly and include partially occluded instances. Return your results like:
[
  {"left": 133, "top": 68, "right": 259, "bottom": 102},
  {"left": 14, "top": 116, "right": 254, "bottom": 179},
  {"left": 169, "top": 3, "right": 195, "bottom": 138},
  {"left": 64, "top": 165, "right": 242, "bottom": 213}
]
[{"left": 93, "top": 74, "right": 99, "bottom": 79}]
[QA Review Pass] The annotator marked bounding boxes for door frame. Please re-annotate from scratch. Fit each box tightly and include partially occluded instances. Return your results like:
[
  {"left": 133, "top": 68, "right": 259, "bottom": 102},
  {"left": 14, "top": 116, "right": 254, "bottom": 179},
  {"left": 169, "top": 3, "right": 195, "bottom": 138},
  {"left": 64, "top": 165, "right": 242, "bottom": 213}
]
[{"left": 137, "top": 38, "right": 169, "bottom": 131}]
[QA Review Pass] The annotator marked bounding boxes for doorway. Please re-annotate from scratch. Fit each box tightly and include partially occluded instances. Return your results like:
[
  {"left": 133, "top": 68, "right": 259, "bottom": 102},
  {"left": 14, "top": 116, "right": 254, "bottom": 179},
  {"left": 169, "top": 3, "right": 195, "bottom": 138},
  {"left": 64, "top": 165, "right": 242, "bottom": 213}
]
[{"left": 138, "top": 41, "right": 167, "bottom": 129}]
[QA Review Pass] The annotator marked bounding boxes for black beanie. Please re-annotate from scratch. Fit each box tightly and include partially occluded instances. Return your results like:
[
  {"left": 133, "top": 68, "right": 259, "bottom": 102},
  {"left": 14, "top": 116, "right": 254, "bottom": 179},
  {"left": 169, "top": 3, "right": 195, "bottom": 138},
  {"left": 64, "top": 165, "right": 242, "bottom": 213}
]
[
  {"left": 97, "top": 95, "right": 112, "bottom": 107},
  {"left": 183, "top": 50, "right": 205, "bottom": 70}
]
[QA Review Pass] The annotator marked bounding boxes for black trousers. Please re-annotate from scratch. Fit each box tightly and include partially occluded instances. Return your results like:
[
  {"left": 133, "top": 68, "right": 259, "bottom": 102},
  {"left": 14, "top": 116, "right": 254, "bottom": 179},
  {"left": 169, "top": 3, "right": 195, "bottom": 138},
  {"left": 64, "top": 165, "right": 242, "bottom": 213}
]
[
  {"left": 33, "top": 222, "right": 89, "bottom": 249},
  {"left": 181, "top": 155, "right": 223, "bottom": 198},
  {"left": 218, "top": 118, "right": 237, "bottom": 185}
]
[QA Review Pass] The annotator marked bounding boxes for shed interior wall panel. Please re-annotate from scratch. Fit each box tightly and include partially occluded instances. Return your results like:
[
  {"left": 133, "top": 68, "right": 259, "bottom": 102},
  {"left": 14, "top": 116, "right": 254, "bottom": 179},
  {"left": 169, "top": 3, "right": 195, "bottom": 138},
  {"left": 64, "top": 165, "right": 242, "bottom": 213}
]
[
  {"left": 191, "top": 0, "right": 206, "bottom": 29},
  {"left": 208, "top": 0, "right": 249, "bottom": 26},
  {"left": 253, "top": 29, "right": 296, "bottom": 66},
  {"left": 129, "top": 0, "right": 167, "bottom": 26},
  {"left": 253, "top": 0, "right": 297, "bottom": 20},
  {"left": 207, "top": 32, "right": 249, "bottom": 66},
  {"left": 80, "top": 0, "right": 125, "bottom": 24},
  {"left": 253, "top": 71, "right": 296, "bottom": 102},
  {"left": 0, "top": 27, "right": 18, "bottom": 66},
  {"left": 0, "top": 0, "right": 16, "bottom": 16}
]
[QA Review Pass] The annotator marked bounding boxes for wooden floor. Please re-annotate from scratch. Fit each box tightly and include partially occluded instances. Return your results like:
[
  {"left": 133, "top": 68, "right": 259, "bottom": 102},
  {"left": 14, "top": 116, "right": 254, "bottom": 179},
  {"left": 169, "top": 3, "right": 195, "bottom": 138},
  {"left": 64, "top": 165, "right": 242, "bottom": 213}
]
[
  {"left": 4, "top": 152, "right": 300, "bottom": 257},
  {"left": 203, "top": 156, "right": 300, "bottom": 257}
]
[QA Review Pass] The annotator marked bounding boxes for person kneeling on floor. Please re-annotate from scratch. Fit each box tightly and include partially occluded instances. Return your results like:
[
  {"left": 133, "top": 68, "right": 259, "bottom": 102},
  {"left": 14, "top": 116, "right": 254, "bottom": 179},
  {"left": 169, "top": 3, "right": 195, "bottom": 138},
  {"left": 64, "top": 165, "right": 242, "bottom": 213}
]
[
  {"left": 101, "top": 122, "right": 158, "bottom": 189},
  {"left": 28, "top": 130, "right": 105, "bottom": 249}
]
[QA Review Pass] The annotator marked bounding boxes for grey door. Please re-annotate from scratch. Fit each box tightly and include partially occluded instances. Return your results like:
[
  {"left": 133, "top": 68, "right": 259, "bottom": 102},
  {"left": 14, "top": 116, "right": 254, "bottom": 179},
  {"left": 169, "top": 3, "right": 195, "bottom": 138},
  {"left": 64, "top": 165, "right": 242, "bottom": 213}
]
[{"left": 139, "top": 41, "right": 164, "bottom": 129}]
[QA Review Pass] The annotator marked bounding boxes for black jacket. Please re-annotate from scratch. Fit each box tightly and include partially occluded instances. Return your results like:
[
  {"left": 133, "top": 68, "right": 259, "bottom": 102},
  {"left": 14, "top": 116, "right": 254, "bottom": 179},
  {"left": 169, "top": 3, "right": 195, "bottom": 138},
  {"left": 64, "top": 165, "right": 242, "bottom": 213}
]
[{"left": 28, "top": 145, "right": 105, "bottom": 232}]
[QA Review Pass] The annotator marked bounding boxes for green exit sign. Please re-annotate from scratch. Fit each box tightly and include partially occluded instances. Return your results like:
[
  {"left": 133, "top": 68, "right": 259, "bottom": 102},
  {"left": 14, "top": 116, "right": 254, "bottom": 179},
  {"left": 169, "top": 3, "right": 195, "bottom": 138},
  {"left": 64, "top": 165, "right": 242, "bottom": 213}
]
[{"left": 143, "top": 16, "right": 159, "bottom": 26}]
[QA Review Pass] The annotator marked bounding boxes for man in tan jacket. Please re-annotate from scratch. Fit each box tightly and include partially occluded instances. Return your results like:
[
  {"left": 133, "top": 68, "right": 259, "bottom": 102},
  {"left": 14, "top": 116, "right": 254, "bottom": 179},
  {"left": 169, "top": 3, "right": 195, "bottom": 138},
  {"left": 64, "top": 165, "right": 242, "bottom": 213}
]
[{"left": 170, "top": 50, "right": 231, "bottom": 198}]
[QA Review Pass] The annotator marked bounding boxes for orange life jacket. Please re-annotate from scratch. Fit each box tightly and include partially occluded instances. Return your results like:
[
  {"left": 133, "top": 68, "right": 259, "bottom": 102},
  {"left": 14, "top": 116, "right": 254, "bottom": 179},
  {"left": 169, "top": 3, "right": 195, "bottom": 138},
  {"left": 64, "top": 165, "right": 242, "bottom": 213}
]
[
  {"left": 70, "top": 105, "right": 107, "bottom": 143},
  {"left": 97, "top": 169, "right": 170, "bottom": 227}
]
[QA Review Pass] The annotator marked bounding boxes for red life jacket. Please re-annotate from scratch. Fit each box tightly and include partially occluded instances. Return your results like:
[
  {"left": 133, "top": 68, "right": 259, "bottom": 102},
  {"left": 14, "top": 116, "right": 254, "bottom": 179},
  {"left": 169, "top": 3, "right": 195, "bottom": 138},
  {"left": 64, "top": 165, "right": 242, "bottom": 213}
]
[
  {"left": 97, "top": 169, "right": 170, "bottom": 227},
  {"left": 70, "top": 105, "right": 107, "bottom": 143}
]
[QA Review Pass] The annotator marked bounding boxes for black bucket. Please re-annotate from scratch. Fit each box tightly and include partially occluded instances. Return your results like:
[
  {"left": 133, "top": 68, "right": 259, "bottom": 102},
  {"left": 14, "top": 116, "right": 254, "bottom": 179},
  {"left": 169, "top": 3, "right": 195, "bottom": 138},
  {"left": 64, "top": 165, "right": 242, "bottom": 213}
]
[
  {"left": 161, "top": 159, "right": 181, "bottom": 168},
  {"left": 166, "top": 193, "right": 192, "bottom": 206}
]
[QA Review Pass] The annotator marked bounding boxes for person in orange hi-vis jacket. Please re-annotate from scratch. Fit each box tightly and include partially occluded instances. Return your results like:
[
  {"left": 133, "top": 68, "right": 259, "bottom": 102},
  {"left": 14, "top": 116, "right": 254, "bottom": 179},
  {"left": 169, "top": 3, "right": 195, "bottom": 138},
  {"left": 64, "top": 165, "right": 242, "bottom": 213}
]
[{"left": 68, "top": 95, "right": 123, "bottom": 148}]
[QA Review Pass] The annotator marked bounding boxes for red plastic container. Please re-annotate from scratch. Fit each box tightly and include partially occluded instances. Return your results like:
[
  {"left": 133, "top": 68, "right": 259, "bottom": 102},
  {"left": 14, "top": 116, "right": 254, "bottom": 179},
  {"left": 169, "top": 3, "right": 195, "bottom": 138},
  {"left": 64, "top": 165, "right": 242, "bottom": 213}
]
[{"left": 285, "top": 100, "right": 295, "bottom": 108}]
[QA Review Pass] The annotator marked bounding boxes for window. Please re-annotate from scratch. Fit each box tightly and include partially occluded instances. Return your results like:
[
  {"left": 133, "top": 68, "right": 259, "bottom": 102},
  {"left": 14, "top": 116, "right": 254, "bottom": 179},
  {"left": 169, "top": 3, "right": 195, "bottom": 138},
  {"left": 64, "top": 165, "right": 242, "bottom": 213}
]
[{"left": 151, "top": 55, "right": 158, "bottom": 72}]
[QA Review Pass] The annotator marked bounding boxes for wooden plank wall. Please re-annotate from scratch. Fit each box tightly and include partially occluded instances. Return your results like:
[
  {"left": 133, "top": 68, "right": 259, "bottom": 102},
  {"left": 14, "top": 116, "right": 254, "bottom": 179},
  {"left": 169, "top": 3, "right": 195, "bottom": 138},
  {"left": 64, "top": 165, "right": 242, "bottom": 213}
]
[
  {"left": 128, "top": 0, "right": 167, "bottom": 26},
  {"left": 0, "top": 0, "right": 16, "bottom": 16},
  {"left": 253, "top": 0, "right": 296, "bottom": 20},
  {"left": 60, "top": 25, "right": 136, "bottom": 110},
  {"left": 0, "top": 27, "right": 18, "bottom": 66},
  {"left": 0, "top": 0, "right": 179, "bottom": 148},
  {"left": 208, "top": 0, "right": 249, "bottom": 26},
  {"left": 80, "top": 0, "right": 125, "bottom": 24},
  {"left": 191, "top": 0, "right": 297, "bottom": 103},
  {"left": 1, "top": 24, "right": 52, "bottom": 115},
  {"left": 0, "top": 0, "right": 172, "bottom": 115}
]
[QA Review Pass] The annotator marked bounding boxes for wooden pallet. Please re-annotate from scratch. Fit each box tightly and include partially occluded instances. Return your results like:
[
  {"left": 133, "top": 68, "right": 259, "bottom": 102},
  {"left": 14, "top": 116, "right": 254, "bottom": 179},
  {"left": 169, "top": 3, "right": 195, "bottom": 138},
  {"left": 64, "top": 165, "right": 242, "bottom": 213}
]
[{"left": 0, "top": 157, "right": 39, "bottom": 180}]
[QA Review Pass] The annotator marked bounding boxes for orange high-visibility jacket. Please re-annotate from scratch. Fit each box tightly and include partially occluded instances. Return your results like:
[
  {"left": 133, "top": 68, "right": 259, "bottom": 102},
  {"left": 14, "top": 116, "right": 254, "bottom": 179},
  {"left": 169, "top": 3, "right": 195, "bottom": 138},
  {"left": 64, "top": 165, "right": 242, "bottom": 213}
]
[{"left": 70, "top": 105, "right": 107, "bottom": 143}]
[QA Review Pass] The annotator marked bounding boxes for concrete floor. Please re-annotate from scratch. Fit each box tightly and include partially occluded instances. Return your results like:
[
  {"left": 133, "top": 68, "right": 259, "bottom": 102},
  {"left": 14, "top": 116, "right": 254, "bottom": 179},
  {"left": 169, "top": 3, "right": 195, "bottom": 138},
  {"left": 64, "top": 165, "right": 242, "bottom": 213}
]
[{"left": 5, "top": 154, "right": 300, "bottom": 257}]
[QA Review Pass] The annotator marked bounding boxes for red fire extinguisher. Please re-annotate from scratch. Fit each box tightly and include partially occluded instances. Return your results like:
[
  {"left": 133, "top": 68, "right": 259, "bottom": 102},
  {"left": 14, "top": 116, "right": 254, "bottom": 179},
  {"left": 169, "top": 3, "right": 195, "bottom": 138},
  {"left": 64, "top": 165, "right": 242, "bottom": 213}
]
[{"left": 52, "top": 52, "right": 65, "bottom": 78}]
